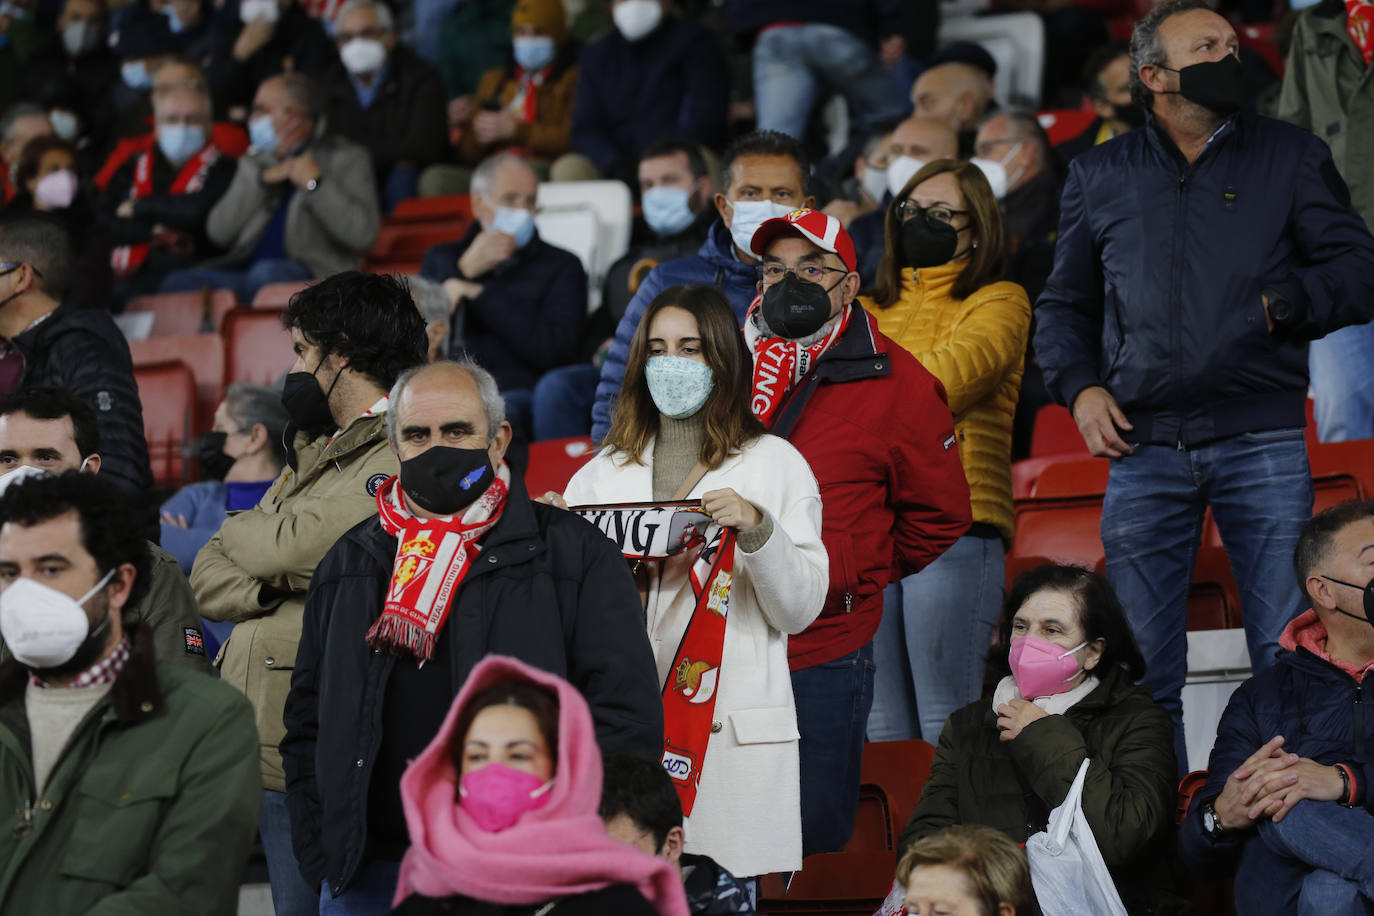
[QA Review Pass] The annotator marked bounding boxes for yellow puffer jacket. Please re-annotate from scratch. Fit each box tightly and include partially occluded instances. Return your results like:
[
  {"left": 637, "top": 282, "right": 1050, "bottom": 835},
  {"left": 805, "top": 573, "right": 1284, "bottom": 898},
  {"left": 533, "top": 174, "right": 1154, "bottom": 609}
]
[{"left": 861, "top": 263, "right": 1030, "bottom": 544}]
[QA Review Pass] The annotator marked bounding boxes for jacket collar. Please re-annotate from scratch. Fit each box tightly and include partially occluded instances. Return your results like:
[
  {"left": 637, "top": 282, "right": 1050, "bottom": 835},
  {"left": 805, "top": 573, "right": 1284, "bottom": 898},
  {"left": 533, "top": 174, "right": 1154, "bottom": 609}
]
[
  {"left": 697, "top": 220, "right": 760, "bottom": 281},
  {"left": 1143, "top": 108, "right": 1241, "bottom": 170},
  {"left": 766, "top": 305, "right": 890, "bottom": 437},
  {"left": 290, "top": 409, "right": 389, "bottom": 479},
  {"left": 0, "top": 623, "right": 163, "bottom": 724}
]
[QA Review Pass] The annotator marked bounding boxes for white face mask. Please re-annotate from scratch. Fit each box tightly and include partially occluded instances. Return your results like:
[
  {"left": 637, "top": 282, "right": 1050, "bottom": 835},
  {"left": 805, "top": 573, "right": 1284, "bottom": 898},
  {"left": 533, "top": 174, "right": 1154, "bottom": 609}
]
[
  {"left": 859, "top": 163, "right": 889, "bottom": 204},
  {"left": 727, "top": 199, "right": 793, "bottom": 259},
  {"left": 886, "top": 155, "right": 925, "bottom": 199},
  {"left": 339, "top": 37, "right": 387, "bottom": 75},
  {"left": 612, "top": 0, "right": 662, "bottom": 42},
  {"left": 239, "top": 0, "right": 279, "bottom": 23},
  {"left": 49, "top": 109, "right": 80, "bottom": 141},
  {"left": 61, "top": 19, "right": 101, "bottom": 58},
  {"left": 0, "top": 464, "right": 47, "bottom": 496},
  {"left": 969, "top": 141, "right": 1022, "bottom": 200},
  {"left": 0, "top": 568, "right": 115, "bottom": 669}
]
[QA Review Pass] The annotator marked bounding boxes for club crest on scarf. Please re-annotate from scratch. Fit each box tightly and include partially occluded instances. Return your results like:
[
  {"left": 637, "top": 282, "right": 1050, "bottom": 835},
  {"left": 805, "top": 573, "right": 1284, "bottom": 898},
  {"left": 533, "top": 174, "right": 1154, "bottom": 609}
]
[
  {"left": 572, "top": 500, "right": 735, "bottom": 814},
  {"left": 743, "top": 295, "right": 851, "bottom": 427}
]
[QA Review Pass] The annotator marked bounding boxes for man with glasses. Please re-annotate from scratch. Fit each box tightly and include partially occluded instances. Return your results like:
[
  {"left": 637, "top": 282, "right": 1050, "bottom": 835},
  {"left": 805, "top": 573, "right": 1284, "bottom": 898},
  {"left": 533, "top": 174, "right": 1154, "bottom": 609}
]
[
  {"left": 322, "top": 0, "right": 446, "bottom": 212},
  {"left": 744, "top": 207, "right": 971, "bottom": 856}
]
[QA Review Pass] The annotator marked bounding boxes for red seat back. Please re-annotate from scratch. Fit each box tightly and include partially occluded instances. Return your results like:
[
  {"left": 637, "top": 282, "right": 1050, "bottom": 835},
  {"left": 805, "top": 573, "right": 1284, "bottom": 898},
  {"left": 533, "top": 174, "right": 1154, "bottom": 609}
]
[
  {"left": 1028, "top": 457, "right": 1110, "bottom": 499},
  {"left": 366, "top": 221, "right": 467, "bottom": 268},
  {"left": 128, "top": 334, "right": 225, "bottom": 433},
  {"left": 134, "top": 359, "right": 196, "bottom": 486},
  {"left": 390, "top": 194, "right": 473, "bottom": 223},
  {"left": 526, "top": 437, "right": 598, "bottom": 500},
  {"left": 1010, "top": 496, "right": 1105, "bottom": 570},
  {"left": 1039, "top": 108, "right": 1098, "bottom": 146},
  {"left": 252, "top": 281, "right": 312, "bottom": 309},
  {"left": 223, "top": 308, "right": 293, "bottom": 388},
  {"left": 125, "top": 289, "right": 239, "bottom": 336},
  {"left": 1030, "top": 404, "right": 1089, "bottom": 458}
]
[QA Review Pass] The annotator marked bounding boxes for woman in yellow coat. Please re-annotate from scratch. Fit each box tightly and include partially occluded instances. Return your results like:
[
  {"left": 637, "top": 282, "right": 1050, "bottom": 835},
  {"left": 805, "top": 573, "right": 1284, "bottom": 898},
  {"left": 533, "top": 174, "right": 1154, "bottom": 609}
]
[{"left": 860, "top": 159, "right": 1031, "bottom": 743}]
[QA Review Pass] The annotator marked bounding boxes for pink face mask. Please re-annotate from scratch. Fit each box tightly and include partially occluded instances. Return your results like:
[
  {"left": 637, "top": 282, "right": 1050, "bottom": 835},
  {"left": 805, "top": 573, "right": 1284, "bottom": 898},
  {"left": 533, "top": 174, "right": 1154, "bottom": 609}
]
[
  {"left": 34, "top": 169, "right": 78, "bottom": 210},
  {"left": 1008, "top": 635, "right": 1087, "bottom": 700},
  {"left": 458, "top": 762, "right": 554, "bottom": 832}
]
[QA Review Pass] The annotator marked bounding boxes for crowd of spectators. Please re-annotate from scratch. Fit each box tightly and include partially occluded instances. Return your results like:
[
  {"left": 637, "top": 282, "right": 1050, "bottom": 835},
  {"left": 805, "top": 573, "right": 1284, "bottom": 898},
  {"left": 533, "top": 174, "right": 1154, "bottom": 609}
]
[{"left": 1, "top": 0, "right": 1374, "bottom": 913}]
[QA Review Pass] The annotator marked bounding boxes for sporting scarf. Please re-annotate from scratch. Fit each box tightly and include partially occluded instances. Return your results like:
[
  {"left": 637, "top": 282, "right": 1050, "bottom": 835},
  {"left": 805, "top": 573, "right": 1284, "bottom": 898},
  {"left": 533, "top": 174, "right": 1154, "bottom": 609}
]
[
  {"left": 742, "top": 297, "right": 852, "bottom": 427},
  {"left": 511, "top": 64, "right": 550, "bottom": 123},
  {"left": 572, "top": 501, "right": 736, "bottom": 815},
  {"left": 110, "top": 143, "right": 220, "bottom": 279},
  {"left": 1348, "top": 0, "right": 1374, "bottom": 65},
  {"left": 366, "top": 464, "right": 510, "bottom": 663}
]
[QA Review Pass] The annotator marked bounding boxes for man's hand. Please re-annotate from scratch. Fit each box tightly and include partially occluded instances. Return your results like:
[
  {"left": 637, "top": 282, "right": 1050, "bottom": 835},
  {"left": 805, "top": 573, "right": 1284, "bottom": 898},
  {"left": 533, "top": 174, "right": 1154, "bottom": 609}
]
[
  {"left": 457, "top": 230, "right": 517, "bottom": 279},
  {"left": 822, "top": 199, "right": 866, "bottom": 227},
  {"left": 281, "top": 154, "right": 322, "bottom": 189},
  {"left": 1244, "top": 756, "right": 1345, "bottom": 823},
  {"left": 996, "top": 698, "right": 1048, "bottom": 742},
  {"left": 701, "top": 488, "right": 762, "bottom": 530},
  {"left": 447, "top": 95, "right": 475, "bottom": 127},
  {"left": 260, "top": 160, "right": 290, "bottom": 184},
  {"left": 1213, "top": 736, "right": 1298, "bottom": 830},
  {"left": 162, "top": 512, "right": 189, "bottom": 528},
  {"left": 1071, "top": 386, "right": 1134, "bottom": 457},
  {"left": 473, "top": 110, "right": 517, "bottom": 145},
  {"left": 1261, "top": 292, "right": 1275, "bottom": 333},
  {"left": 535, "top": 491, "right": 568, "bottom": 509},
  {"left": 442, "top": 277, "right": 483, "bottom": 308},
  {"left": 233, "top": 19, "right": 276, "bottom": 61},
  {"left": 116, "top": 199, "right": 135, "bottom": 219}
]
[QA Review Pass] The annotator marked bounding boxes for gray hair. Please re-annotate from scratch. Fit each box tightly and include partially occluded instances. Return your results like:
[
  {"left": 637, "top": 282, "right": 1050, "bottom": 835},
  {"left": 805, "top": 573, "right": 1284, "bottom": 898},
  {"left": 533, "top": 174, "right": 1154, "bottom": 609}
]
[
  {"left": 275, "top": 72, "right": 323, "bottom": 122},
  {"left": 387, "top": 359, "right": 506, "bottom": 446},
  {"left": 0, "top": 103, "right": 47, "bottom": 145},
  {"left": 980, "top": 108, "right": 1053, "bottom": 169},
  {"left": 470, "top": 152, "right": 533, "bottom": 200},
  {"left": 406, "top": 275, "right": 450, "bottom": 325},
  {"left": 1130, "top": 0, "right": 1212, "bottom": 109},
  {"left": 222, "top": 383, "right": 292, "bottom": 469},
  {"left": 336, "top": 0, "right": 394, "bottom": 32}
]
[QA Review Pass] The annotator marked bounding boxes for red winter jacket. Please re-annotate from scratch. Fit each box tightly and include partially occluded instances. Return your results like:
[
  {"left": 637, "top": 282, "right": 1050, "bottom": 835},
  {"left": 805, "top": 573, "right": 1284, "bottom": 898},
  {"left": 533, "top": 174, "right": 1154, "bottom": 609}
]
[{"left": 768, "top": 305, "right": 972, "bottom": 670}]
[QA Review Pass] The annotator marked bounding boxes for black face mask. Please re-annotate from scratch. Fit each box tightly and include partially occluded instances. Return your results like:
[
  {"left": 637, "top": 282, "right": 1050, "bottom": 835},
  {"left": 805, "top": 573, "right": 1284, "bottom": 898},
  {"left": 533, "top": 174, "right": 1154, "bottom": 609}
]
[
  {"left": 1167, "top": 54, "right": 1245, "bottom": 116},
  {"left": 901, "top": 213, "right": 962, "bottom": 269},
  {"left": 760, "top": 272, "right": 841, "bottom": 340},
  {"left": 196, "top": 430, "right": 236, "bottom": 481},
  {"left": 282, "top": 357, "right": 342, "bottom": 439},
  {"left": 1321, "top": 575, "right": 1374, "bottom": 626},
  {"left": 1112, "top": 102, "right": 1147, "bottom": 129},
  {"left": 400, "top": 446, "right": 495, "bottom": 517}
]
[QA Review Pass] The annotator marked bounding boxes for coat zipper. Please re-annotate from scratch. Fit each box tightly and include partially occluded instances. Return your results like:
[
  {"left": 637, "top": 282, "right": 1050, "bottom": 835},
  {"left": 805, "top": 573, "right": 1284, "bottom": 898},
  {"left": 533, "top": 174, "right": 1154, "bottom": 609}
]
[
  {"left": 1172, "top": 171, "right": 1188, "bottom": 448},
  {"left": 1356, "top": 683, "right": 1364, "bottom": 756}
]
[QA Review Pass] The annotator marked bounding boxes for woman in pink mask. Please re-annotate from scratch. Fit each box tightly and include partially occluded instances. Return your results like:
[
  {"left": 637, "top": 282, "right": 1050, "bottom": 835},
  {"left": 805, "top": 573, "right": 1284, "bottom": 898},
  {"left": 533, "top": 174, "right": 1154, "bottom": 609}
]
[
  {"left": 390, "top": 655, "right": 689, "bottom": 916},
  {"left": 898, "top": 564, "right": 1184, "bottom": 914}
]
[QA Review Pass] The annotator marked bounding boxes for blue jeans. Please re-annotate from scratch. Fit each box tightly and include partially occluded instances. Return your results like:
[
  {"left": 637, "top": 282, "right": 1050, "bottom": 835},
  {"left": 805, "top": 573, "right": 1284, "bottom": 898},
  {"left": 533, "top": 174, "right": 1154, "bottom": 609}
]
[
  {"left": 501, "top": 387, "right": 534, "bottom": 444},
  {"left": 791, "top": 642, "right": 876, "bottom": 857},
  {"left": 261, "top": 789, "right": 320, "bottom": 916},
  {"left": 1232, "top": 801, "right": 1374, "bottom": 914},
  {"left": 1101, "top": 429, "right": 1312, "bottom": 770},
  {"left": 382, "top": 166, "right": 419, "bottom": 214},
  {"left": 320, "top": 859, "right": 402, "bottom": 915},
  {"left": 533, "top": 363, "right": 599, "bottom": 441},
  {"left": 1310, "top": 322, "right": 1374, "bottom": 442},
  {"left": 869, "top": 533, "right": 1005, "bottom": 742},
  {"left": 753, "top": 24, "right": 907, "bottom": 141},
  {"left": 159, "top": 258, "right": 313, "bottom": 304}
]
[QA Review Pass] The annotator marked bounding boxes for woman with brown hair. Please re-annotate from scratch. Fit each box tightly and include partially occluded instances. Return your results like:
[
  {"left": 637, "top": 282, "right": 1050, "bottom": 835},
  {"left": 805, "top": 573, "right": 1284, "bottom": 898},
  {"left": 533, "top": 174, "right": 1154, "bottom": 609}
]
[
  {"left": 898, "top": 824, "right": 1039, "bottom": 916},
  {"left": 558, "top": 283, "right": 827, "bottom": 881},
  {"left": 861, "top": 158, "right": 1032, "bottom": 746}
]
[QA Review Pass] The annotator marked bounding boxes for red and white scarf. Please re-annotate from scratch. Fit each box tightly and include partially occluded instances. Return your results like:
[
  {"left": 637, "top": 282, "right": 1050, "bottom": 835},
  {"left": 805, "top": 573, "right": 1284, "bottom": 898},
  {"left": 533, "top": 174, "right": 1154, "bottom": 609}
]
[
  {"left": 742, "top": 298, "right": 852, "bottom": 427},
  {"left": 366, "top": 465, "right": 510, "bottom": 663},
  {"left": 510, "top": 64, "right": 551, "bottom": 123},
  {"left": 572, "top": 501, "right": 735, "bottom": 816},
  {"left": 1348, "top": 0, "right": 1374, "bottom": 65},
  {"left": 110, "top": 143, "right": 220, "bottom": 279}
]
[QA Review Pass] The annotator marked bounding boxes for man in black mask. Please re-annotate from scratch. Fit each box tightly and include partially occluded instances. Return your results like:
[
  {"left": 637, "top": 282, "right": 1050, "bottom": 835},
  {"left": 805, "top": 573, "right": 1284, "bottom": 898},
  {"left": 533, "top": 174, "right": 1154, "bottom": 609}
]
[
  {"left": 1056, "top": 41, "right": 1144, "bottom": 165},
  {"left": 1035, "top": 0, "right": 1374, "bottom": 772},
  {"left": 191, "top": 271, "right": 426, "bottom": 916},
  {"left": 281, "top": 358, "right": 662, "bottom": 908}
]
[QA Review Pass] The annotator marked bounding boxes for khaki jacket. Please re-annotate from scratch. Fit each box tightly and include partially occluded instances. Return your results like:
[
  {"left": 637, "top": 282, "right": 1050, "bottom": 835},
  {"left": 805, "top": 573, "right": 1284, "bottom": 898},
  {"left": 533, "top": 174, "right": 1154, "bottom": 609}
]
[
  {"left": 192, "top": 411, "right": 396, "bottom": 790},
  {"left": 863, "top": 264, "right": 1030, "bottom": 544}
]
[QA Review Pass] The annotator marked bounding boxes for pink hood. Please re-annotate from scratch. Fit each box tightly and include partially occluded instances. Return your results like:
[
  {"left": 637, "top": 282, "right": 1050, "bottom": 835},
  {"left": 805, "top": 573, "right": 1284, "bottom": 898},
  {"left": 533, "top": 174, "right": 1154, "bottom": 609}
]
[{"left": 392, "top": 655, "right": 689, "bottom": 915}]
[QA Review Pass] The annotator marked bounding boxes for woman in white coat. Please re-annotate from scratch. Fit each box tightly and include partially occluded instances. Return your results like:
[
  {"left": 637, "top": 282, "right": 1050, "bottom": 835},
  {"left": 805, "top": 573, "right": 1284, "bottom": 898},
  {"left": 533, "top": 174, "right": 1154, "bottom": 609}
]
[{"left": 560, "top": 284, "right": 827, "bottom": 879}]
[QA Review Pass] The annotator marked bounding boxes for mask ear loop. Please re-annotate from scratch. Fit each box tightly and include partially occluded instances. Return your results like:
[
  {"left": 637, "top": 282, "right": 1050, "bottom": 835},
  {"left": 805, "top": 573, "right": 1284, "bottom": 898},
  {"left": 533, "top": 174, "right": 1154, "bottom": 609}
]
[{"left": 1057, "top": 640, "right": 1089, "bottom": 682}]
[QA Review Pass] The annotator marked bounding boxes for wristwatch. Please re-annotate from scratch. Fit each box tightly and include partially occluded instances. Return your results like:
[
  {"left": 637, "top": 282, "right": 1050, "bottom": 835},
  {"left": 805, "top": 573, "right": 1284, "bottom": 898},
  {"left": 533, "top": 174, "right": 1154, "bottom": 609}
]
[
  {"left": 305, "top": 176, "right": 321, "bottom": 192},
  {"left": 1202, "top": 802, "right": 1231, "bottom": 840}
]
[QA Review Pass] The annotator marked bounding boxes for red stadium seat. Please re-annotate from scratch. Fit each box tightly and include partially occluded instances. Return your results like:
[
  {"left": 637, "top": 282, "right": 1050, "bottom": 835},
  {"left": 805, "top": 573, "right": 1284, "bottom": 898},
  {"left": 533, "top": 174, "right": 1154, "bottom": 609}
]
[
  {"left": 124, "top": 288, "right": 239, "bottom": 336},
  {"left": 128, "top": 334, "right": 225, "bottom": 433},
  {"left": 1239, "top": 23, "right": 1283, "bottom": 77},
  {"left": 1308, "top": 438, "right": 1374, "bottom": 502},
  {"left": 1177, "top": 770, "right": 1208, "bottom": 825},
  {"left": 390, "top": 194, "right": 473, "bottom": 223},
  {"left": 1011, "top": 454, "right": 1062, "bottom": 500},
  {"left": 1030, "top": 404, "right": 1089, "bottom": 458},
  {"left": 1010, "top": 496, "right": 1105, "bottom": 571},
  {"left": 1029, "top": 457, "right": 1110, "bottom": 499},
  {"left": 252, "top": 281, "right": 312, "bottom": 309},
  {"left": 526, "top": 437, "right": 598, "bottom": 500},
  {"left": 1039, "top": 108, "right": 1098, "bottom": 146},
  {"left": 134, "top": 359, "right": 196, "bottom": 486},
  {"left": 223, "top": 308, "right": 294, "bottom": 388},
  {"left": 1189, "top": 546, "right": 1242, "bottom": 631},
  {"left": 366, "top": 221, "right": 468, "bottom": 269}
]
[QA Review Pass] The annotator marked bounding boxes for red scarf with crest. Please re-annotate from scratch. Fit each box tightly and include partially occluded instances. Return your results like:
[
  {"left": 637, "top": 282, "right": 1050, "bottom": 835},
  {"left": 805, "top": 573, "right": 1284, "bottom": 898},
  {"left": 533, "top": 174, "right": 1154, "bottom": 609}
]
[
  {"left": 742, "top": 298, "right": 852, "bottom": 427},
  {"left": 110, "top": 144, "right": 220, "bottom": 279},
  {"left": 1348, "top": 0, "right": 1374, "bottom": 64}
]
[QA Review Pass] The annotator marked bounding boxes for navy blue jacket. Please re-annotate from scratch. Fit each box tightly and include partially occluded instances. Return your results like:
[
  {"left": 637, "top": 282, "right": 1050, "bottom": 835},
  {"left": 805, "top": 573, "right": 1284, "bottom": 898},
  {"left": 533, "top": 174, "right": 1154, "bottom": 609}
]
[
  {"left": 571, "top": 17, "right": 728, "bottom": 178},
  {"left": 724, "top": 0, "right": 903, "bottom": 45},
  {"left": 1034, "top": 112, "right": 1374, "bottom": 447},
  {"left": 421, "top": 223, "right": 587, "bottom": 391},
  {"left": 591, "top": 220, "right": 759, "bottom": 440},
  {"left": 1178, "top": 629, "right": 1374, "bottom": 880}
]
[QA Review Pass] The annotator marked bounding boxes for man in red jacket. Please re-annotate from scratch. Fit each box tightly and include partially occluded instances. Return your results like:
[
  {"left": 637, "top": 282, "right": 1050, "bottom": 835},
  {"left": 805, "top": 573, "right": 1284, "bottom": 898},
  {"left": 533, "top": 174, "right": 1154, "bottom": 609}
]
[{"left": 745, "top": 208, "right": 972, "bottom": 855}]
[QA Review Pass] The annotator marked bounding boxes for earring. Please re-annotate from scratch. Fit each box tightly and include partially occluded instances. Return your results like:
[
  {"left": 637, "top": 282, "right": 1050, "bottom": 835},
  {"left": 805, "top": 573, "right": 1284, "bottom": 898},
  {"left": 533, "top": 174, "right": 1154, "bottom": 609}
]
[{"left": 972, "top": 240, "right": 979, "bottom": 249}]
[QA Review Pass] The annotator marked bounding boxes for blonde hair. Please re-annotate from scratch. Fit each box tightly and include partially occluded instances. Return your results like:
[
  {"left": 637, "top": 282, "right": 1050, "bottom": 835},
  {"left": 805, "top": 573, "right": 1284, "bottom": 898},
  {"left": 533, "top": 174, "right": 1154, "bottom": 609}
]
[{"left": 897, "top": 825, "right": 1036, "bottom": 916}]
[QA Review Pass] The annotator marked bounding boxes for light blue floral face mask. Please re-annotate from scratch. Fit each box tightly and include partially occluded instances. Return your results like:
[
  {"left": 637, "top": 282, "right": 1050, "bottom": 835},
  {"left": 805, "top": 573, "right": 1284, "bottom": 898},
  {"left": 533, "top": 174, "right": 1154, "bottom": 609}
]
[{"left": 645, "top": 355, "right": 713, "bottom": 419}]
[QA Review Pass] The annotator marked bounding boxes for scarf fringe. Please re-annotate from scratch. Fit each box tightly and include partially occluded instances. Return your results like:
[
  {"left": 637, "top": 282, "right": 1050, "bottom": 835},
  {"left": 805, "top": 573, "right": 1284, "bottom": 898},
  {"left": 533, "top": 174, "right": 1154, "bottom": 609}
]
[{"left": 366, "top": 611, "right": 440, "bottom": 662}]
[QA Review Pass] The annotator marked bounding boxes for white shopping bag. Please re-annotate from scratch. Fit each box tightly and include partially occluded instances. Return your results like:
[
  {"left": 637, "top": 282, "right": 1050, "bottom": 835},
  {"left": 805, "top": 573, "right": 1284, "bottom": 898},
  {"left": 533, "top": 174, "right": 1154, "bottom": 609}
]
[
  {"left": 1026, "top": 758, "right": 1129, "bottom": 916},
  {"left": 874, "top": 878, "right": 906, "bottom": 916}
]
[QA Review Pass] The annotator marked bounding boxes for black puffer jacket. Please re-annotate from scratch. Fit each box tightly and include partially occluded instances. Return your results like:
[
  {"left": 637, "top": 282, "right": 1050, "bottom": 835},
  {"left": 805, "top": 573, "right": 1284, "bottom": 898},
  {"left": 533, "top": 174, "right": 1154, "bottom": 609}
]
[{"left": 281, "top": 474, "right": 664, "bottom": 896}]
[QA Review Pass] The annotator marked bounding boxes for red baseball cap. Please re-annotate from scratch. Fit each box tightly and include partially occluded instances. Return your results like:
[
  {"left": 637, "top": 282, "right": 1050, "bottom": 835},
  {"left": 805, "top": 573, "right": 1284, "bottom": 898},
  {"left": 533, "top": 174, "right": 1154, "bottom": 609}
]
[{"left": 749, "top": 207, "right": 857, "bottom": 273}]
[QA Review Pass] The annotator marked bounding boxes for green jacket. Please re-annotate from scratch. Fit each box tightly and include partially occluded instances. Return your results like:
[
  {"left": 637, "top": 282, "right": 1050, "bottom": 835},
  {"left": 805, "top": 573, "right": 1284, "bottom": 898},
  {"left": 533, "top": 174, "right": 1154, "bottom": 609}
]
[
  {"left": 192, "top": 410, "right": 397, "bottom": 791},
  {"left": 901, "top": 667, "right": 1188, "bottom": 915},
  {"left": 0, "top": 542, "right": 208, "bottom": 673},
  {"left": 0, "top": 626, "right": 260, "bottom": 916},
  {"left": 1277, "top": 0, "right": 1374, "bottom": 223}
]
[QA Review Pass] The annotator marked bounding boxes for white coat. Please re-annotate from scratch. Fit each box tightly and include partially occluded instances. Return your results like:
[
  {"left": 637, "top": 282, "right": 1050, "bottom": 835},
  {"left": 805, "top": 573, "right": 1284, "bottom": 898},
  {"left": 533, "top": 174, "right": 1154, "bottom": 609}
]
[{"left": 565, "top": 432, "right": 828, "bottom": 877}]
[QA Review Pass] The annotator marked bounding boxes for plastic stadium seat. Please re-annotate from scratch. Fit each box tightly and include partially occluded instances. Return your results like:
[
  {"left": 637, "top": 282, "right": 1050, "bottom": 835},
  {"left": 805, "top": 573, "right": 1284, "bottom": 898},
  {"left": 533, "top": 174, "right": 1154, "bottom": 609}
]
[
  {"left": 134, "top": 359, "right": 196, "bottom": 486},
  {"left": 391, "top": 194, "right": 472, "bottom": 223},
  {"left": 128, "top": 334, "right": 225, "bottom": 433},
  {"left": 1177, "top": 770, "right": 1208, "bottom": 825},
  {"left": 366, "top": 221, "right": 468, "bottom": 269},
  {"left": 252, "top": 281, "right": 312, "bottom": 309},
  {"left": 223, "top": 308, "right": 294, "bottom": 388},
  {"left": 1029, "top": 457, "right": 1110, "bottom": 499},
  {"left": 1039, "top": 108, "right": 1098, "bottom": 146},
  {"left": 1030, "top": 404, "right": 1089, "bottom": 458},
  {"left": 525, "top": 437, "right": 597, "bottom": 500},
  {"left": 1308, "top": 438, "right": 1374, "bottom": 502},
  {"left": 1010, "top": 496, "right": 1105, "bottom": 571},
  {"left": 534, "top": 180, "right": 633, "bottom": 313},
  {"left": 124, "top": 288, "right": 239, "bottom": 336},
  {"left": 938, "top": 13, "right": 1046, "bottom": 106},
  {"left": 1011, "top": 454, "right": 1061, "bottom": 499},
  {"left": 1188, "top": 546, "right": 1242, "bottom": 631},
  {"left": 1239, "top": 23, "right": 1283, "bottom": 78}
]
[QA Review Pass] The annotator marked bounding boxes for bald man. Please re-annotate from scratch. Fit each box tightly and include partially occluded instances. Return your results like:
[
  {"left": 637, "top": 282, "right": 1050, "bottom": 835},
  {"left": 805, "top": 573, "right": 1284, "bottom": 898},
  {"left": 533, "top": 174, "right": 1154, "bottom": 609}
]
[{"left": 909, "top": 61, "right": 996, "bottom": 156}]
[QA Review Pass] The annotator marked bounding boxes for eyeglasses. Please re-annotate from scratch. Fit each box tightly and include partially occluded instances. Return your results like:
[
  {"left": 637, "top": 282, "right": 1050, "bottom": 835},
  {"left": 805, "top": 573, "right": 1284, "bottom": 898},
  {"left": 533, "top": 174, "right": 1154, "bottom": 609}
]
[
  {"left": 972, "top": 137, "right": 1022, "bottom": 159},
  {"left": 759, "top": 263, "right": 849, "bottom": 283},
  {"left": 0, "top": 262, "right": 41, "bottom": 279},
  {"left": 335, "top": 26, "right": 388, "bottom": 43},
  {"left": 897, "top": 201, "right": 969, "bottom": 225}
]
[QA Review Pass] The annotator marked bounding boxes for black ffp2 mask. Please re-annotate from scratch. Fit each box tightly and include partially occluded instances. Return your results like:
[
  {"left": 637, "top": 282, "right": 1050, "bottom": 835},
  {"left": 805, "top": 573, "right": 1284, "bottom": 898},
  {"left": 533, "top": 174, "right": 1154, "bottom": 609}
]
[
  {"left": 1321, "top": 575, "right": 1374, "bottom": 626},
  {"left": 196, "top": 430, "right": 236, "bottom": 481},
  {"left": 400, "top": 446, "right": 495, "bottom": 517},
  {"left": 760, "top": 272, "right": 839, "bottom": 340},
  {"left": 1168, "top": 54, "right": 1245, "bottom": 117},
  {"left": 901, "top": 213, "right": 961, "bottom": 269},
  {"left": 282, "top": 360, "right": 342, "bottom": 439}
]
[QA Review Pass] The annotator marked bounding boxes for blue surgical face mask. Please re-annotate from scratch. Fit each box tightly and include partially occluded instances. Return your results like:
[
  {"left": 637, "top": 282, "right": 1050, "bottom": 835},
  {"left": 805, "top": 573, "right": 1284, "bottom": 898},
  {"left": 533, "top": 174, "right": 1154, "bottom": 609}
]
[
  {"left": 512, "top": 35, "right": 555, "bottom": 72},
  {"left": 249, "top": 113, "right": 278, "bottom": 153},
  {"left": 642, "top": 185, "right": 695, "bottom": 237},
  {"left": 163, "top": 4, "right": 186, "bottom": 32},
  {"left": 157, "top": 123, "right": 207, "bottom": 164},
  {"left": 728, "top": 199, "right": 794, "bottom": 259},
  {"left": 121, "top": 60, "right": 152, "bottom": 91},
  {"left": 645, "top": 355, "right": 714, "bottom": 419},
  {"left": 490, "top": 206, "right": 536, "bottom": 249}
]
